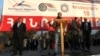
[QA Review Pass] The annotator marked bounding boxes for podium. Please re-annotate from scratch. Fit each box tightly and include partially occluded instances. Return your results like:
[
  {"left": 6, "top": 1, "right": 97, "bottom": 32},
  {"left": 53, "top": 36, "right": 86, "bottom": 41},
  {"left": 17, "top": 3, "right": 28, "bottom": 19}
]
[{"left": 54, "top": 19, "right": 67, "bottom": 56}]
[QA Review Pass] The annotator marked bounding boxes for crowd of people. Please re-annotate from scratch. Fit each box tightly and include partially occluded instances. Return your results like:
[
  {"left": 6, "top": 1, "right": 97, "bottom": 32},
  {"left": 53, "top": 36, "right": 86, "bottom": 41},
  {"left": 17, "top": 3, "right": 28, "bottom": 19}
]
[
  {"left": 64, "top": 17, "right": 92, "bottom": 51},
  {"left": 10, "top": 12, "right": 92, "bottom": 56}
]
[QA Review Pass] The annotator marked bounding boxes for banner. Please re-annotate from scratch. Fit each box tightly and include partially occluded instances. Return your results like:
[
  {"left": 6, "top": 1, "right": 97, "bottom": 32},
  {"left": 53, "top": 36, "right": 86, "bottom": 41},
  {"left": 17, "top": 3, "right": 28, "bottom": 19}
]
[{"left": 0, "top": 0, "right": 100, "bottom": 31}]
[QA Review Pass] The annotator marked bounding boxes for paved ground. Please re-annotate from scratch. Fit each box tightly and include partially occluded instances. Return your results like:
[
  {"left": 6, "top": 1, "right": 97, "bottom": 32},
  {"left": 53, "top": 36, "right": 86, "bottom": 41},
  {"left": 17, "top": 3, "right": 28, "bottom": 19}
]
[
  {"left": 0, "top": 45, "right": 100, "bottom": 56},
  {"left": 56, "top": 45, "right": 100, "bottom": 56},
  {"left": 0, "top": 39, "right": 100, "bottom": 56}
]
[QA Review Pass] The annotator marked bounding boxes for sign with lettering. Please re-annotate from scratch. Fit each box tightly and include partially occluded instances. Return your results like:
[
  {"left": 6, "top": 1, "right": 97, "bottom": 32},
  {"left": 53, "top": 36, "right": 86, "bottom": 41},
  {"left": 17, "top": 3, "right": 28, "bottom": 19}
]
[{"left": 0, "top": 0, "right": 100, "bottom": 31}]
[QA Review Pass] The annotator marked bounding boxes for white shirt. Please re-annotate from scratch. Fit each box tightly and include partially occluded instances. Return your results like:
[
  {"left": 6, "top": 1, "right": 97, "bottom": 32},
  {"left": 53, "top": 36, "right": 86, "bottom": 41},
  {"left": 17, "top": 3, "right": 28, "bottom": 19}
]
[
  {"left": 85, "top": 22, "right": 88, "bottom": 30},
  {"left": 17, "top": 22, "right": 21, "bottom": 28}
]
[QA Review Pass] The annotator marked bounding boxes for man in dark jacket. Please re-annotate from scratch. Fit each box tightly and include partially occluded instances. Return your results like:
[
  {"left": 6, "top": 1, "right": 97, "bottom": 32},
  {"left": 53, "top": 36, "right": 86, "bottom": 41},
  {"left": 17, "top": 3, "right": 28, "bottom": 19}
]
[
  {"left": 70, "top": 17, "right": 80, "bottom": 50},
  {"left": 12, "top": 17, "right": 26, "bottom": 56},
  {"left": 81, "top": 18, "right": 92, "bottom": 51}
]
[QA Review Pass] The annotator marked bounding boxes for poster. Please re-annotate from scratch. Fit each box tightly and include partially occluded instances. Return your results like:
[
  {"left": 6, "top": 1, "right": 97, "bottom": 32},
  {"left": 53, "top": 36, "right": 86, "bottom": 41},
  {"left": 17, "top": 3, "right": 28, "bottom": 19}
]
[{"left": 0, "top": 0, "right": 100, "bottom": 31}]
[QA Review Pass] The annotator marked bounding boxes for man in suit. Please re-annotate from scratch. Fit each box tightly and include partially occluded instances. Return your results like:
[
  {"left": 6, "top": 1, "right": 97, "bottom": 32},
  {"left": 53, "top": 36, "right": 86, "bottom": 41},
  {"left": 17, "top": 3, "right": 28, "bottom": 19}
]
[
  {"left": 12, "top": 17, "right": 26, "bottom": 56},
  {"left": 81, "top": 18, "right": 92, "bottom": 51}
]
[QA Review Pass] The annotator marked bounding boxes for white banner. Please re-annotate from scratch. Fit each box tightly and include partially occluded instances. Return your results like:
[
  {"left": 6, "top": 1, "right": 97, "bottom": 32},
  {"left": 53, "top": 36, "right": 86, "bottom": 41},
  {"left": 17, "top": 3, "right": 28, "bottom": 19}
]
[{"left": 2, "top": 0, "right": 100, "bottom": 17}]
